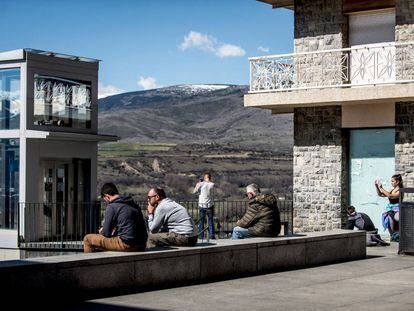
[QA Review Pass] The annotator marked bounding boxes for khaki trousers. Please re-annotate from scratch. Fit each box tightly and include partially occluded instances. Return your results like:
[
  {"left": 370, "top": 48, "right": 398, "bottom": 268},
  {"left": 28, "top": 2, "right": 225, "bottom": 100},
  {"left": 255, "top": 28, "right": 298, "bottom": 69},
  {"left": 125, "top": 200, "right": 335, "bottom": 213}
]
[{"left": 83, "top": 234, "right": 146, "bottom": 253}]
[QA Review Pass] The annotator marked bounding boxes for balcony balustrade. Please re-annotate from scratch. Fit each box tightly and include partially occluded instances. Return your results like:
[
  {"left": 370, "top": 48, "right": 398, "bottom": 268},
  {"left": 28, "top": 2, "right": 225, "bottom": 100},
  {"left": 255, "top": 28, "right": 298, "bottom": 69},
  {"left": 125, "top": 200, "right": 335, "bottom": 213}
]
[{"left": 249, "top": 42, "right": 414, "bottom": 93}]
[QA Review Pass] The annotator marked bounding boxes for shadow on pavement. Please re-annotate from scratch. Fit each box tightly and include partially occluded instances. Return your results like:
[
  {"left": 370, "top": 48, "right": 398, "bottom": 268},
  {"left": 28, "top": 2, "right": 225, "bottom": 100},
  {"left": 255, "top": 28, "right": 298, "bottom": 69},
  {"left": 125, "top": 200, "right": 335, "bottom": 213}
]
[{"left": 63, "top": 301, "right": 166, "bottom": 311}]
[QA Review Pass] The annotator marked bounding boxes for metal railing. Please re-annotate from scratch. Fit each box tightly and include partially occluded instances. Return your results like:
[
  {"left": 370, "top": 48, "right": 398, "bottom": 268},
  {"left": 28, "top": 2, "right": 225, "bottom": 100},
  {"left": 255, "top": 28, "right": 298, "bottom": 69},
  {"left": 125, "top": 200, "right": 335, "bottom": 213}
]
[
  {"left": 18, "top": 198, "right": 293, "bottom": 250},
  {"left": 19, "top": 202, "right": 101, "bottom": 250},
  {"left": 133, "top": 199, "right": 293, "bottom": 239},
  {"left": 249, "top": 41, "right": 414, "bottom": 93}
]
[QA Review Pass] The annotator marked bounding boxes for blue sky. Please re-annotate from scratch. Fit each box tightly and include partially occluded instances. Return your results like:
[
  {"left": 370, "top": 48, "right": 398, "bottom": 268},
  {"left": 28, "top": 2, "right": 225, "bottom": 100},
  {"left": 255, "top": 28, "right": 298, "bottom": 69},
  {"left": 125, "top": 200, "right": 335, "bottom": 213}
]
[{"left": 1, "top": 0, "right": 293, "bottom": 97}]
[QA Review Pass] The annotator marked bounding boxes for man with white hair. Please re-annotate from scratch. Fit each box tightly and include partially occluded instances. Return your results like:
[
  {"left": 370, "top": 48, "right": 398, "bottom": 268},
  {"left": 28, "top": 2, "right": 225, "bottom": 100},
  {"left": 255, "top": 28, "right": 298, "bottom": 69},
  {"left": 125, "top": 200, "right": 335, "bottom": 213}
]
[{"left": 231, "top": 183, "right": 281, "bottom": 239}]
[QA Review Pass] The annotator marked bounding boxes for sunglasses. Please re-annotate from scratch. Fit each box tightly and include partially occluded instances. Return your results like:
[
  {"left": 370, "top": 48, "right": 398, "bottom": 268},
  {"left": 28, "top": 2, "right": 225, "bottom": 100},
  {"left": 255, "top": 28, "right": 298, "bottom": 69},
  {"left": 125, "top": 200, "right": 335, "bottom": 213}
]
[{"left": 147, "top": 194, "right": 157, "bottom": 200}]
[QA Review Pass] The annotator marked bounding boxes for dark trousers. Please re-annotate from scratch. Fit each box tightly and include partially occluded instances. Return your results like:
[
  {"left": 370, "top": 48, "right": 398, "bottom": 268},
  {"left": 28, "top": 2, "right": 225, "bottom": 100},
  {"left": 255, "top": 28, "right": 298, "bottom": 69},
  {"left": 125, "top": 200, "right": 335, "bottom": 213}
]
[{"left": 198, "top": 207, "right": 215, "bottom": 238}]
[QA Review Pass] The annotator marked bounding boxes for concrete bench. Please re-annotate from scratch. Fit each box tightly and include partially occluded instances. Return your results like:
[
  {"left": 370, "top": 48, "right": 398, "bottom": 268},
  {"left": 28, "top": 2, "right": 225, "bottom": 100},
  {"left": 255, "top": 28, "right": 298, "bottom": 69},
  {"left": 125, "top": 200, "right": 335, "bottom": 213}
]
[{"left": 0, "top": 230, "right": 365, "bottom": 302}]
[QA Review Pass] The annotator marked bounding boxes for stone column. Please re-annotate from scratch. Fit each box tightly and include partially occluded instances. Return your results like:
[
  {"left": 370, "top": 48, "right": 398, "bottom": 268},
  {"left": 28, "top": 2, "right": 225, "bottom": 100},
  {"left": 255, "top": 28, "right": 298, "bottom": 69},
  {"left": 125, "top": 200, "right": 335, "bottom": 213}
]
[
  {"left": 395, "top": 102, "right": 414, "bottom": 188},
  {"left": 294, "top": 0, "right": 348, "bottom": 88},
  {"left": 293, "top": 106, "right": 345, "bottom": 232},
  {"left": 395, "top": 0, "right": 414, "bottom": 187},
  {"left": 396, "top": 0, "right": 414, "bottom": 81},
  {"left": 396, "top": 0, "right": 414, "bottom": 42}
]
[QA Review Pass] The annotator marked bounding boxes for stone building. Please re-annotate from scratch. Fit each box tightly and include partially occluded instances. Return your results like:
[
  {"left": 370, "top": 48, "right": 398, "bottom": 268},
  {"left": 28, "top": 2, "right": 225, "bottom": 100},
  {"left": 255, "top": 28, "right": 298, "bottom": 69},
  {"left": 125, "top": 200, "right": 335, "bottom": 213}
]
[{"left": 245, "top": 0, "right": 414, "bottom": 232}]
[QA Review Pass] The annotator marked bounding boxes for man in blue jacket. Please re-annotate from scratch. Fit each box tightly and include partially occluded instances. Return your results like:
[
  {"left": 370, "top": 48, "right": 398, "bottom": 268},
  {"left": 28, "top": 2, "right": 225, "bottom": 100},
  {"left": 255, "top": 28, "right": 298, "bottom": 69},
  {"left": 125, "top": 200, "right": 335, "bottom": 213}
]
[{"left": 83, "top": 183, "right": 148, "bottom": 253}]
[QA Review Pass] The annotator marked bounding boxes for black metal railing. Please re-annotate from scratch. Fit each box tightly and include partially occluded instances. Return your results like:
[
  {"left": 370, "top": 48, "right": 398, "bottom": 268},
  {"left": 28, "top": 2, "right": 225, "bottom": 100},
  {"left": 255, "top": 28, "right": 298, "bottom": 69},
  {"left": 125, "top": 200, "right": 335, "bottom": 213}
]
[
  {"left": 132, "top": 200, "right": 293, "bottom": 239},
  {"left": 18, "top": 198, "right": 293, "bottom": 250},
  {"left": 18, "top": 202, "right": 101, "bottom": 250},
  {"left": 105, "top": 199, "right": 294, "bottom": 239}
]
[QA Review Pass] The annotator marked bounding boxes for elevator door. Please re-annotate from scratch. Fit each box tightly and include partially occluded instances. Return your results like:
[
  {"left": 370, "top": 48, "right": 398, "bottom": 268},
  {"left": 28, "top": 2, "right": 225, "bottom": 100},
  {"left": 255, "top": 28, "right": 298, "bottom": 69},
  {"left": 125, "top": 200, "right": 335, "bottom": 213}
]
[
  {"left": 349, "top": 128, "right": 395, "bottom": 233},
  {"left": 42, "top": 162, "right": 69, "bottom": 237},
  {"left": 39, "top": 159, "right": 90, "bottom": 240}
]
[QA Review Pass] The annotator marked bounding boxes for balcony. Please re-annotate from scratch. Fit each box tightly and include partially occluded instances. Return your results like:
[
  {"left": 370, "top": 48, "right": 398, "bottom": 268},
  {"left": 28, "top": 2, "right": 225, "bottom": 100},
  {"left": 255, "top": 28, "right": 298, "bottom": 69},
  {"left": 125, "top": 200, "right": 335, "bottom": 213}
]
[{"left": 245, "top": 42, "right": 414, "bottom": 113}]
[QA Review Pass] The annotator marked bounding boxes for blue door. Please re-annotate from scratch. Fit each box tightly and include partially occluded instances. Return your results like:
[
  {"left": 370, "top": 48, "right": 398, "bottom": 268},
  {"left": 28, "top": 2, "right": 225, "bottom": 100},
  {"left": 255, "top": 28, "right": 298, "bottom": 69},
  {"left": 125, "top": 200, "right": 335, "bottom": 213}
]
[{"left": 349, "top": 128, "right": 395, "bottom": 233}]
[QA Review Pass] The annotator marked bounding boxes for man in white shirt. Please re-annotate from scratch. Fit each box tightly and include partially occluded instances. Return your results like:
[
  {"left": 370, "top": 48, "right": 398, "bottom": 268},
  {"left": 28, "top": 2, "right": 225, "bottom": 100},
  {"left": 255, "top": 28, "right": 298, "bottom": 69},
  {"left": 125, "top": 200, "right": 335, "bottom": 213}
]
[{"left": 193, "top": 172, "right": 215, "bottom": 239}]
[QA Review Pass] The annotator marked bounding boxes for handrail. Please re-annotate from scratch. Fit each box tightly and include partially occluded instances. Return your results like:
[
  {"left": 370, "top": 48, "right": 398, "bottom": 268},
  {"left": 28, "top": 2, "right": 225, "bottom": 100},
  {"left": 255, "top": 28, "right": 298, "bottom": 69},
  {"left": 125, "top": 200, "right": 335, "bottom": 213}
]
[
  {"left": 249, "top": 41, "right": 414, "bottom": 93},
  {"left": 18, "top": 199, "right": 294, "bottom": 250},
  {"left": 249, "top": 41, "right": 414, "bottom": 60}
]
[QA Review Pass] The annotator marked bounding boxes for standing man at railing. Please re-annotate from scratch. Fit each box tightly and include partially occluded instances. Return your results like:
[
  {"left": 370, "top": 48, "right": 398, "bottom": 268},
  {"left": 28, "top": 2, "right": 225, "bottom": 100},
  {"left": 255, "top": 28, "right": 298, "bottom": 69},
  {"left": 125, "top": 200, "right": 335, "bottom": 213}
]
[
  {"left": 232, "top": 183, "right": 280, "bottom": 240},
  {"left": 83, "top": 183, "right": 148, "bottom": 253},
  {"left": 193, "top": 172, "right": 215, "bottom": 239}
]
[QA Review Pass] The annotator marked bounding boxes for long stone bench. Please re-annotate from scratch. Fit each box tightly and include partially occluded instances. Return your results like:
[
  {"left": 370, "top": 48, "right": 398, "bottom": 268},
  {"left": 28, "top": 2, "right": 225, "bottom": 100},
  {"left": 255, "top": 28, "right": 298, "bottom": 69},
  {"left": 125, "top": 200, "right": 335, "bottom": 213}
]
[{"left": 0, "top": 230, "right": 365, "bottom": 302}]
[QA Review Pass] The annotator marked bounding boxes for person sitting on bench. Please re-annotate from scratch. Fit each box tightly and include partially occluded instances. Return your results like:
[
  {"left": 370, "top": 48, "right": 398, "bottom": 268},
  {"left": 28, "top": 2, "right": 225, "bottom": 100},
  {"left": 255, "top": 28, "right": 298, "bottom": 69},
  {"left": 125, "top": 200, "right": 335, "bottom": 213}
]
[
  {"left": 147, "top": 187, "right": 198, "bottom": 247},
  {"left": 232, "top": 183, "right": 280, "bottom": 239}
]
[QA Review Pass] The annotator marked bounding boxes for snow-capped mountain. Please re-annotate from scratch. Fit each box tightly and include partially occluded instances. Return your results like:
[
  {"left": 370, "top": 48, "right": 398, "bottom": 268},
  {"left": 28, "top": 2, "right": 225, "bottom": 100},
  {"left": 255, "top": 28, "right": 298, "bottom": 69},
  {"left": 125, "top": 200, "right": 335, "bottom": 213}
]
[
  {"left": 174, "top": 84, "right": 230, "bottom": 94},
  {"left": 98, "top": 84, "right": 292, "bottom": 151}
]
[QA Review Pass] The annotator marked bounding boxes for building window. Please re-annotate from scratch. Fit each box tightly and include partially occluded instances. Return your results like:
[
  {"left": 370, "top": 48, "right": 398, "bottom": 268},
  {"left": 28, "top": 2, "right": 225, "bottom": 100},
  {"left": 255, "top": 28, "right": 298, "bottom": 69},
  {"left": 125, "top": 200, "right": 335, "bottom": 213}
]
[
  {"left": 34, "top": 75, "right": 91, "bottom": 129},
  {"left": 0, "top": 139, "right": 19, "bottom": 230},
  {"left": 0, "top": 68, "right": 20, "bottom": 130}
]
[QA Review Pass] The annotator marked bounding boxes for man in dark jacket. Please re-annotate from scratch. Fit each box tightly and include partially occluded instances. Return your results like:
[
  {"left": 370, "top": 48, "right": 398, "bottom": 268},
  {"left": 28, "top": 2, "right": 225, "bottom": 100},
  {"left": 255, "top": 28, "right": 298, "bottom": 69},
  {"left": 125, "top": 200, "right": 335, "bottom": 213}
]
[
  {"left": 345, "top": 206, "right": 389, "bottom": 246},
  {"left": 232, "top": 183, "right": 281, "bottom": 239},
  {"left": 83, "top": 183, "right": 148, "bottom": 253}
]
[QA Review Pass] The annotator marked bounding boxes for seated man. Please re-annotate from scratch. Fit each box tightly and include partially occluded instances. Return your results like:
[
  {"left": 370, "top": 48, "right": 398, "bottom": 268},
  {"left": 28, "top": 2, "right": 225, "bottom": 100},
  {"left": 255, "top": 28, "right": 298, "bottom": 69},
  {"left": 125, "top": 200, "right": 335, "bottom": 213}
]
[
  {"left": 83, "top": 183, "right": 148, "bottom": 253},
  {"left": 232, "top": 183, "right": 280, "bottom": 239},
  {"left": 345, "top": 206, "right": 389, "bottom": 246},
  {"left": 147, "top": 187, "right": 197, "bottom": 247}
]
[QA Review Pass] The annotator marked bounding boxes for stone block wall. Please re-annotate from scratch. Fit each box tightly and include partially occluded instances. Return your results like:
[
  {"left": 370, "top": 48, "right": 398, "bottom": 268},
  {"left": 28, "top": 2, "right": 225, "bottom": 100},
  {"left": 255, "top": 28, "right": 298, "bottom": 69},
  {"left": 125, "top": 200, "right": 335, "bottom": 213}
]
[
  {"left": 293, "top": 106, "right": 345, "bottom": 232},
  {"left": 395, "top": 1, "right": 414, "bottom": 188},
  {"left": 395, "top": 102, "right": 414, "bottom": 188},
  {"left": 396, "top": 0, "right": 414, "bottom": 81},
  {"left": 294, "top": 0, "right": 348, "bottom": 88},
  {"left": 396, "top": 0, "right": 414, "bottom": 42},
  {"left": 294, "top": 0, "right": 347, "bottom": 52}
]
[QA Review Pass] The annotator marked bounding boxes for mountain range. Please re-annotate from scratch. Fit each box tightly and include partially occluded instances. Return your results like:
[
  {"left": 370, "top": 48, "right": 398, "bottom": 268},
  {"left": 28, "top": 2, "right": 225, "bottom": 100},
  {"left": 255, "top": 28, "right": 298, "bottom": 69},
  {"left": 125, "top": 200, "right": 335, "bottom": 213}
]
[{"left": 98, "top": 84, "right": 293, "bottom": 152}]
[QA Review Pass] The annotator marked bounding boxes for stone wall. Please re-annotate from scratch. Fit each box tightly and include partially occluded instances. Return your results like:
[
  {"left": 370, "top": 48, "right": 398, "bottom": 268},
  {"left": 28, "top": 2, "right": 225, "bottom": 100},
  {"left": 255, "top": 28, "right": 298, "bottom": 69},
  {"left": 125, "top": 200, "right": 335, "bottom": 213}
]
[
  {"left": 294, "top": 0, "right": 348, "bottom": 88},
  {"left": 396, "top": 0, "right": 414, "bottom": 42},
  {"left": 293, "top": 106, "right": 345, "bottom": 232},
  {"left": 294, "top": 0, "right": 347, "bottom": 52},
  {"left": 395, "top": 1, "right": 414, "bottom": 188},
  {"left": 396, "top": 0, "right": 414, "bottom": 81},
  {"left": 395, "top": 102, "right": 414, "bottom": 188}
]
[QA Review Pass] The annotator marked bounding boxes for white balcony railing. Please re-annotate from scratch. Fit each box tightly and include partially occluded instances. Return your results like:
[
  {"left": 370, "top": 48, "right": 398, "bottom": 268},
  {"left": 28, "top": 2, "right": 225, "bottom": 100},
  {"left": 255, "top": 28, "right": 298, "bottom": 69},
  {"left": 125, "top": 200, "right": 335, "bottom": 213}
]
[{"left": 249, "top": 42, "right": 414, "bottom": 93}]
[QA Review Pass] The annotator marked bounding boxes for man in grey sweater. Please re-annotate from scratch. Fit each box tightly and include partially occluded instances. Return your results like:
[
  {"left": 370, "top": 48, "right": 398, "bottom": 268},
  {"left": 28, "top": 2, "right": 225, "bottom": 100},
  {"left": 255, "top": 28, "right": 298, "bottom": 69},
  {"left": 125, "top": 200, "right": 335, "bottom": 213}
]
[{"left": 147, "top": 187, "right": 197, "bottom": 247}]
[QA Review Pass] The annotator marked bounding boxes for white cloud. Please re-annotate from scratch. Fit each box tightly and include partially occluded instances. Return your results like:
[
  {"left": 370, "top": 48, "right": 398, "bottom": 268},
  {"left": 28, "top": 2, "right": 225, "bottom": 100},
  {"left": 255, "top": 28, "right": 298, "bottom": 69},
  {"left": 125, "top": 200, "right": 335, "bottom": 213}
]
[
  {"left": 257, "top": 46, "right": 270, "bottom": 53},
  {"left": 216, "top": 44, "right": 246, "bottom": 58},
  {"left": 98, "top": 82, "right": 124, "bottom": 99},
  {"left": 179, "top": 31, "right": 215, "bottom": 52},
  {"left": 137, "top": 76, "right": 160, "bottom": 90},
  {"left": 179, "top": 31, "right": 245, "bottom": 58}
]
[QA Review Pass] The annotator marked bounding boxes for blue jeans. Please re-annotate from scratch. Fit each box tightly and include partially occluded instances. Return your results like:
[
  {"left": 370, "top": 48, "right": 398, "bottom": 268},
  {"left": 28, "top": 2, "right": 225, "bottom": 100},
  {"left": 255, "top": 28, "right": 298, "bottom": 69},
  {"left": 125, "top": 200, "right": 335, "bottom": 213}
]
[
  {"left": 198, "top": 207, "right": 215, "bottom": 238},
  {"left": 232, "top": 226, "right": 251, "bottom": 240}
]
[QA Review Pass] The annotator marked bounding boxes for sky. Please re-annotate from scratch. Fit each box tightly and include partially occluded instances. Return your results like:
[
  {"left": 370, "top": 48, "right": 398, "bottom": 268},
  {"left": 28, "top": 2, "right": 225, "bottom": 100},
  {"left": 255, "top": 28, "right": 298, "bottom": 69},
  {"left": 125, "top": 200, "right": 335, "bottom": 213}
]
[{"left": 0, "top": 0, "right": 293, "bottom": 97}]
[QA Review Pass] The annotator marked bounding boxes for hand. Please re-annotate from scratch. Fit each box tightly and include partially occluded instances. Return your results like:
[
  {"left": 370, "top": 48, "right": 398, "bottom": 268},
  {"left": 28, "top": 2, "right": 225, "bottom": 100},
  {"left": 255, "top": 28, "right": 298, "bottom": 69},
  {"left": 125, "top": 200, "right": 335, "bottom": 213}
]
[{"left": 147, "top": 203, "right": 155, "bottom": 215}]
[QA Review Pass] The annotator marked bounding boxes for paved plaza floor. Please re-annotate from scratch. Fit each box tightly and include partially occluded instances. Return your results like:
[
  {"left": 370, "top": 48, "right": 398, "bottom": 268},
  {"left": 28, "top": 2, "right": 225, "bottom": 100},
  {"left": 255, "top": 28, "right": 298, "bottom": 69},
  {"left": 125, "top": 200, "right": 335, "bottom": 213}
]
[{"left": 67, "top": 242, "right": 414, "bottom": 311}]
